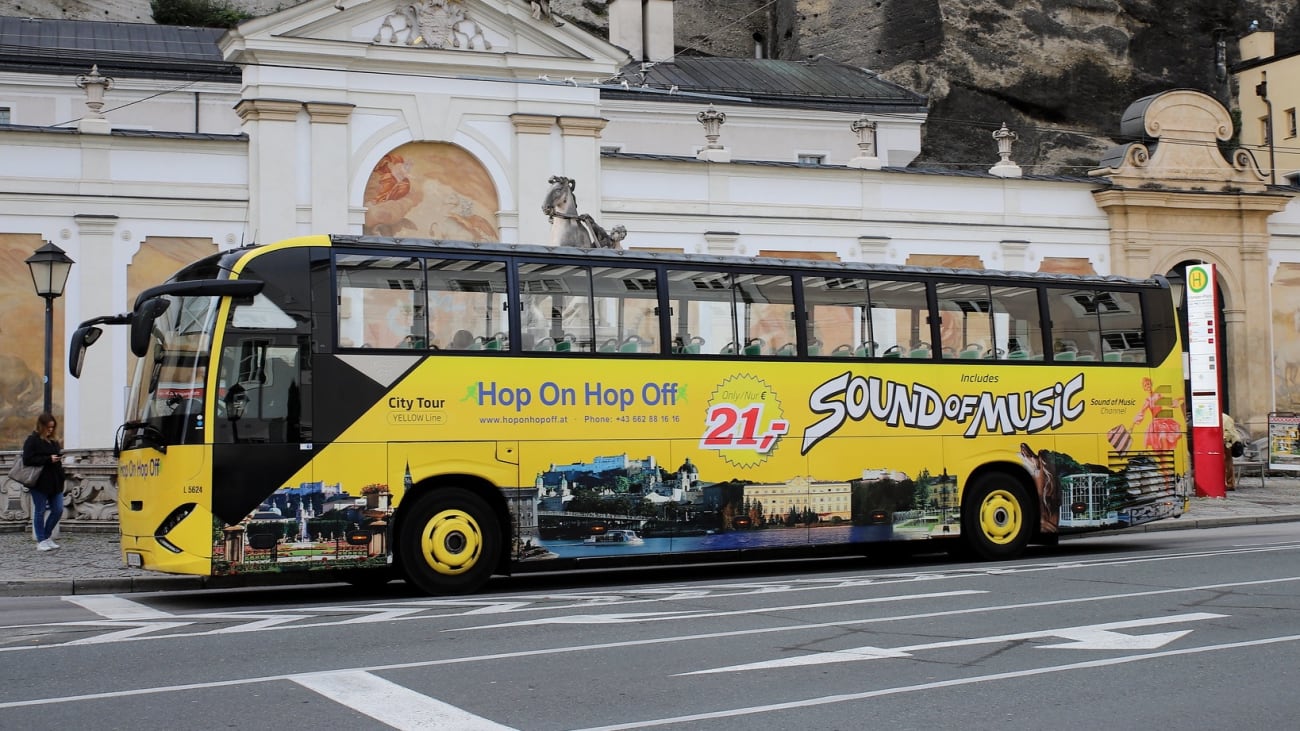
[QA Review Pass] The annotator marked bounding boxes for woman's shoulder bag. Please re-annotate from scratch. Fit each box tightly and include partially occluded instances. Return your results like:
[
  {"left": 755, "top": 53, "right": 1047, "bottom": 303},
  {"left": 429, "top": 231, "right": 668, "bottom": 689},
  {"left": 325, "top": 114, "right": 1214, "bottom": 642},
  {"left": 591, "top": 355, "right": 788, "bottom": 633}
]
[{"left": 7, "top": 459, "right": 42, "bottom": 489}]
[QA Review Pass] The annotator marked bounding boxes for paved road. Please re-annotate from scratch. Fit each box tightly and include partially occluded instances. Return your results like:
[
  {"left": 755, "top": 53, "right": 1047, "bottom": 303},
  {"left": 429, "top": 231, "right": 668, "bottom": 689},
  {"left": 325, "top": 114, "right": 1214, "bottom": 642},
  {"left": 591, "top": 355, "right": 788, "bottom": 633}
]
[
  {"left": 3, "top": 524, "right": 1300, "bottom": 730},
  {"left": 2, "top": 472, "right": 1299, "bottom": 596}
]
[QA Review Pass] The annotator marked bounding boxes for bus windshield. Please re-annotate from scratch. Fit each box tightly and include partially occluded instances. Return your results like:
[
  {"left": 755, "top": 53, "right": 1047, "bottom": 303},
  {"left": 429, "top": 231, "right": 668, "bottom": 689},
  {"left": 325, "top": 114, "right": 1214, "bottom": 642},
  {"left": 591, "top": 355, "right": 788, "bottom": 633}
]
[{"left": 124, "top": 293, "right": 222, "bottom": 448}]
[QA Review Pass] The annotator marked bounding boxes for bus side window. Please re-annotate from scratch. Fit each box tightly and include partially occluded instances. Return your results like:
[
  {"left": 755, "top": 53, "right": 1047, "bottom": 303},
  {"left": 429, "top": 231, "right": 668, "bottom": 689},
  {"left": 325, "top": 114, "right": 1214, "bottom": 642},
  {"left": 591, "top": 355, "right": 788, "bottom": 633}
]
[
  {"left": 990, "top": 285, "right": 1043, "bottom": 360},
  {"left": 1099, "top": 290, "right": 1145, "bottom": 364},
  {"left": 801, "top": 275, "right": 870, "bottom": 358},
  {"left": 591, "top": 265, "right": 658, "bottom": 354},
  {"left": 425, "top": 256, "right": 510, "bottom": 352},
  {"left": 867, "top": 279, "right": 929, "bottom": 358},
  {"left": 517, "top": 262, "right": 593, "bottom": 352},
  {"left": 667, "top": 269, "right": 735, "bottom": 356},
  {"left": 1047, "top": 287, "right": 1106, "bottom": 362},
  {"left": 334, "top": 254, "right": 427, "bottom": 349},
  {"left": 736, "top": 272, "right": 795, "bottom": 357}
]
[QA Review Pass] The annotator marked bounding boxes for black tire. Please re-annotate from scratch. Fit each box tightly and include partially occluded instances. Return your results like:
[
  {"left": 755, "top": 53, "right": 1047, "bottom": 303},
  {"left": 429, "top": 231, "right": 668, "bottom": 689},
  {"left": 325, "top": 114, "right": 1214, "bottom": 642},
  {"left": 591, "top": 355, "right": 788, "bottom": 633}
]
[
  {"left": 961, "top": 472, "right": 1032, "bottom": 560},
  {"left": 398, "top": 488, "right": 501, "bottom": 595}
]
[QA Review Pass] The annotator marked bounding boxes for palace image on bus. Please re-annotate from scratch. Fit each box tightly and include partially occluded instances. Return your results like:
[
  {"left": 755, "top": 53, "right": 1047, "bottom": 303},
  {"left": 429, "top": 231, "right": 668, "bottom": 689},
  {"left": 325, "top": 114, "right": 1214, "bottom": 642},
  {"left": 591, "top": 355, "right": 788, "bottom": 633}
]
[{"left": 71, "top": 234, "right": 1189, "bottom": 594}]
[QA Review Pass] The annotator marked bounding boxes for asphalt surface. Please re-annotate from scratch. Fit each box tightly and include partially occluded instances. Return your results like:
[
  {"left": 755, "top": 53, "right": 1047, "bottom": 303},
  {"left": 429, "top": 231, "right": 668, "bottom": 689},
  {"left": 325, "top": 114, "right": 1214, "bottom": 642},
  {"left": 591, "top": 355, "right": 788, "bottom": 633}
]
[{"left": 2, "top": 467, "right": 1298, "bottom": 597}]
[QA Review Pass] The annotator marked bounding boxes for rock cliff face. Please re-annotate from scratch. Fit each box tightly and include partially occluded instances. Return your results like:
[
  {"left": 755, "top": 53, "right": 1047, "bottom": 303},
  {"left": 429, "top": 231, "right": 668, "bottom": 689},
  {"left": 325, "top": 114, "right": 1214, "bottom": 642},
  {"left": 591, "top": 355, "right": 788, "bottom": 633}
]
[
  {"left": 565, "top": 0, "right": 1300, "bottom": 175},
  {"left": 7, "top": 0, "right": 1300, "bottom": 174}
]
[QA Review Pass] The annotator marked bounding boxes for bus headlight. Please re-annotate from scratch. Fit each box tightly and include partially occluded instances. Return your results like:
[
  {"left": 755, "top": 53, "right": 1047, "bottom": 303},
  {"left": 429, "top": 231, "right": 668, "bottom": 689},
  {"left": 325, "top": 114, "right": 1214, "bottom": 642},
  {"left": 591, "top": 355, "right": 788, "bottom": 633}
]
[{"left": 154, "top": 502, "right": 197, "bottom": 554}]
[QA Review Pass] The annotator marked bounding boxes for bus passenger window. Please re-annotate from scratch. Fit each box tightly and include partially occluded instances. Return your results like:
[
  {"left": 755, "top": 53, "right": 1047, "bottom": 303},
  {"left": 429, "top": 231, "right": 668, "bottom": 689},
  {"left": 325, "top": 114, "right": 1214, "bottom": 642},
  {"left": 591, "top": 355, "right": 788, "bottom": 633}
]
[
  {"left": 334, "top": 254, "right": 427, "bottom": 350},
  {"left": 736, "top": 272, "right": 794, "bottom": 356},
  {"left": 426, "top": 256, "right": 509, "bottom": 352},
  {"left": 666, "top": 269, "right": 732, "bottom": 356},
  {"left": 989, "top": 285, "right": 1043, "bottom": 360},
  {"left": 518, "top": 262, "right": 594, "bottom": 352},
  {"left": 1047, "top": 287, "right": 1114, "bottom": 363},
  {"left": 1098, "top": 290, "right": 1144, "bottom": 364},
  {"left": 802, "top": 275, "right": 870, "bottom": 358},
  {"left": 591, "top": 266, "right": 658, "bottom": 354},
  {"left": 867, "top": 279, "right": 928, "bottom": 358}
]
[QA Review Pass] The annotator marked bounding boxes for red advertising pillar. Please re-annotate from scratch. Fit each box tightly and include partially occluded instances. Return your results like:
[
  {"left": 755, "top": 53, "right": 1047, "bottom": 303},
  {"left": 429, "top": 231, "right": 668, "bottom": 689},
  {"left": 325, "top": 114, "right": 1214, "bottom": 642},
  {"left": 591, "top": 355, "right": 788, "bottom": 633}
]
[{"left": 1186, "top": 263, "right": 1226, "bottom": 498}]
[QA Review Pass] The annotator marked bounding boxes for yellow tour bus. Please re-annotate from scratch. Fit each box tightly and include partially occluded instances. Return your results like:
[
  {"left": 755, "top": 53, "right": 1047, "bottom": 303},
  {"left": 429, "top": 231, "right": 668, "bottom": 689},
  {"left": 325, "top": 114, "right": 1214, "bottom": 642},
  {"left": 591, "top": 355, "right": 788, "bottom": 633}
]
[{"left": 70, "top": 234, "right": 1189, "bottom": 594}]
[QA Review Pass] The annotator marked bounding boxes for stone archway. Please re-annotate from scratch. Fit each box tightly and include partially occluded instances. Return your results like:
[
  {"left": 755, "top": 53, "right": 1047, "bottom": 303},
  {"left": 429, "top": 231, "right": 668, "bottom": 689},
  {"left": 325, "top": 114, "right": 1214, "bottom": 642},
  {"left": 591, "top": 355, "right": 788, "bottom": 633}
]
[
  {"left": 1090, "top": 89, "right": 1293, "bottom": 434},
  {"left": 362, "top": 141, "right": 500, "bottom": 241}
]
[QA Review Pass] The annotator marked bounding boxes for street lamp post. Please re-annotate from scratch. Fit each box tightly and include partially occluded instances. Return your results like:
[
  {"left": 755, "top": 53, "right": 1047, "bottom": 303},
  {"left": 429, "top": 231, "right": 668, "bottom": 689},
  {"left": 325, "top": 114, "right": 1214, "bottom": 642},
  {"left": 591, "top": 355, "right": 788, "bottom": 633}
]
[{"left": 25, "top": 241, "right": 74, "bottom": 416}]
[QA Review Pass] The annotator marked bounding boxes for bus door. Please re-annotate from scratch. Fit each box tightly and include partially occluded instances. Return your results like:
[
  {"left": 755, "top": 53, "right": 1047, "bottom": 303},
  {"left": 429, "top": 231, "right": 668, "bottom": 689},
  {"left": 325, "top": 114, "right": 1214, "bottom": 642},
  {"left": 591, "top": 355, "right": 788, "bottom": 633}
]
[{"left": 210, "top": 248, "right": 316, "bottom": 533}]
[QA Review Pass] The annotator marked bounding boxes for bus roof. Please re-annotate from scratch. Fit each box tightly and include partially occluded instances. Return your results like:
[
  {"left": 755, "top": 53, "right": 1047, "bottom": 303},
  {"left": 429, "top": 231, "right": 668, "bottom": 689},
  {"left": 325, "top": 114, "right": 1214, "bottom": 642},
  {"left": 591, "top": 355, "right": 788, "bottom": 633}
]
[
  {"left": 187, "top": 234, "right": 1166, "bottom": 290},
  {"left": 325, "top": 235, "right": 1169, "bottom": 290}
]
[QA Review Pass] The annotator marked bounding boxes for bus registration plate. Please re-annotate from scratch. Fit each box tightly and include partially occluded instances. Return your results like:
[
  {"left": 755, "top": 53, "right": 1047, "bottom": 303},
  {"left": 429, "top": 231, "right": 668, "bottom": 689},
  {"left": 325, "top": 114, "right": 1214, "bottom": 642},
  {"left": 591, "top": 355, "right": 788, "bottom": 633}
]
[{"left": 126, "top": 552, "right": 143, "bottom": 568}]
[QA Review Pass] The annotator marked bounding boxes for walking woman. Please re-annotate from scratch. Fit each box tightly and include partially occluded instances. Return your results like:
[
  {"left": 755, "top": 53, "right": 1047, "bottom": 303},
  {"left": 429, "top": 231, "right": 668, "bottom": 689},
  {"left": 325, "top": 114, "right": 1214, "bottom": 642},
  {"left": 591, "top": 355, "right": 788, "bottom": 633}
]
[{"left": 22, "top": 413, "right": 65, "bottom": 551}]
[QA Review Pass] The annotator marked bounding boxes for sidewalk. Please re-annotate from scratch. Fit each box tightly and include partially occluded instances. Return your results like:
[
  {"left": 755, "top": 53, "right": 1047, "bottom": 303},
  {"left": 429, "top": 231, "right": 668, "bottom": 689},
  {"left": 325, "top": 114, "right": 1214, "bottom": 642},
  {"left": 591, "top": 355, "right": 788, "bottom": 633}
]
[{"left": 3, "top": 474, "right": 1300, "bottom": 597}]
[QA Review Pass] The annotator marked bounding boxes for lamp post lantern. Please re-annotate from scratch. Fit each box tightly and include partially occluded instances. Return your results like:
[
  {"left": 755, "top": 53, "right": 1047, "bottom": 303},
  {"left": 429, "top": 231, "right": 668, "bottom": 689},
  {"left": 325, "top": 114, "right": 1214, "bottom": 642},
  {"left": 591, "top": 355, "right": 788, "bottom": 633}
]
[{"left": 25, "top": 241, "right": 74, "bottom": 416}]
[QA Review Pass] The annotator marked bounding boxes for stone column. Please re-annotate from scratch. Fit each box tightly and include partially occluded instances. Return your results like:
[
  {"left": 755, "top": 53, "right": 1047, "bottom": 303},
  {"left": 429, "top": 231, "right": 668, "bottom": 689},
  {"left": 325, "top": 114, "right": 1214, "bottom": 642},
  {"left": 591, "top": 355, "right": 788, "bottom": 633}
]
[
  {"left": 70, "top": 215, "right": 119, "bottom": 449},
  {"left": 236, "top": 99, "right": 303, "bottom": 244},
  {"left": 305, "top": 102, "right": 354, "bottom": 234},
  {"left": 512, "top": 113, "right": 555, "bottom": 245}
]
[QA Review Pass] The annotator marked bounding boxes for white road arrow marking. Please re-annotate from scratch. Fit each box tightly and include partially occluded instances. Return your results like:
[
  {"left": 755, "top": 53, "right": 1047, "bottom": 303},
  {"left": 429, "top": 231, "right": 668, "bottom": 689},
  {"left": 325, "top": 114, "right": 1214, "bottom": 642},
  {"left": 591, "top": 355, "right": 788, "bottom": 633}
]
[
  {"left": 1039, "top": 628, "right": 1195, "bottom": 650},
  {"left": 679, "top": 612, "right": 1226, "bottom": 675}
]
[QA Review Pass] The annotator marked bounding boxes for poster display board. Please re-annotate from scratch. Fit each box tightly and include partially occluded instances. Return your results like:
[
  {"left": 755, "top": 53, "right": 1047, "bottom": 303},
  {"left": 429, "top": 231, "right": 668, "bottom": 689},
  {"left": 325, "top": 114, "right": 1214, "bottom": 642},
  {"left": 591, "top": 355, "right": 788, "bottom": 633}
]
[{"left": 1268, "top": 412, "right": 1300, "bottom": 472}]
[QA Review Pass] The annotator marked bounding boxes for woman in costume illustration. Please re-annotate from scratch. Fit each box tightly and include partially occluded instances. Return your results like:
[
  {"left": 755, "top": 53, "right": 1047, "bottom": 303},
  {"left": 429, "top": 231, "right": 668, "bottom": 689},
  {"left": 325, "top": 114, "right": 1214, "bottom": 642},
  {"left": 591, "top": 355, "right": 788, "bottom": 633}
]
[{"left": 1132, "top": 377, "right": 1184, "bottom": 451}]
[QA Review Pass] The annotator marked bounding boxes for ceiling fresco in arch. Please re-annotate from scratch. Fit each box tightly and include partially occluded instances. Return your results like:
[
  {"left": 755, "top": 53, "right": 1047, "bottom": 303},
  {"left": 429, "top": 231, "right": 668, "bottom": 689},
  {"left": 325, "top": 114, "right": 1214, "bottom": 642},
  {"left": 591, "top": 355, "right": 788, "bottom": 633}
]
[{"left": 362, "top": 141, "right": 500, "bottom": 241}]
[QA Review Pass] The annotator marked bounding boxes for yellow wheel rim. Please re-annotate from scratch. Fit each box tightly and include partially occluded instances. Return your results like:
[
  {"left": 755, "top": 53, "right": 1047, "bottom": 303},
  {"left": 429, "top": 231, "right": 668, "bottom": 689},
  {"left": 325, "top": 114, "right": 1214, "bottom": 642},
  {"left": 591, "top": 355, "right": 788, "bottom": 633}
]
[
  {"left": 420, "top": 508, "right": 483, "bottom": 576},
  {"left": 978, "top": 488, "right": 1022, "bottom": 545}
]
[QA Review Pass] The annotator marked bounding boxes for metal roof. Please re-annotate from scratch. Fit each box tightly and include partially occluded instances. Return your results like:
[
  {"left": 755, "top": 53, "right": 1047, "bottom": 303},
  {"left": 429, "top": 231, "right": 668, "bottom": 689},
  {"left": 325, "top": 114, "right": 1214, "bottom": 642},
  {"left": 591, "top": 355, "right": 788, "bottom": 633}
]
[
  {"left": 605, "top": 55, "right": 928, "bottom": 113},
  {"left": 0, "top": 17, "right": 236, "bottom": 80}
]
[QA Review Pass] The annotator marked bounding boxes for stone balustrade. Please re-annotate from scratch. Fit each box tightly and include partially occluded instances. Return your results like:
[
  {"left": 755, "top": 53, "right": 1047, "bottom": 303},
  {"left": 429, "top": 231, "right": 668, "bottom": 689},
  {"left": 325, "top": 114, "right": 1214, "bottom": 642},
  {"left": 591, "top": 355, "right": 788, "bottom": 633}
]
[{"left": 1, "top": 449, "right": 119, "bottom": 533}]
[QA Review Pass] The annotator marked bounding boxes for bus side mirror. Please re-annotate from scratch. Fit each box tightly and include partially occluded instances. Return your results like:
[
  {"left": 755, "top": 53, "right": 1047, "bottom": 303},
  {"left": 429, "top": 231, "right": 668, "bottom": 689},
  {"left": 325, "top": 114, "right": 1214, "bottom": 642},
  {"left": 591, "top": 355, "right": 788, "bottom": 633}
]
[
  {"left": 130, "top": 298, "right": 170, "bottom": 358},
  {"left": 68, "top": 325, "right": 102, "bottom": 379}
]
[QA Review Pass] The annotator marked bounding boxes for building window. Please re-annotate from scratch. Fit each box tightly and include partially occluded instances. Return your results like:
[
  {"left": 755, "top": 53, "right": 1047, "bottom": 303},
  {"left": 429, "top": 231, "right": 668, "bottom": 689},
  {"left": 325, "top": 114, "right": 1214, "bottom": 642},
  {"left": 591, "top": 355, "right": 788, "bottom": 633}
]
[
  {"left": 1287, "top": 108, "right": 1297, "bottom": 138},
  {"left": 797, "top": 154, "right": 825, "bottom": 166},
  {"left": 1261, "top": 116, "right": 1271, "bottom": 143},
  {"left": 0, "top": 107, "right": 10, "bottom": 125}
]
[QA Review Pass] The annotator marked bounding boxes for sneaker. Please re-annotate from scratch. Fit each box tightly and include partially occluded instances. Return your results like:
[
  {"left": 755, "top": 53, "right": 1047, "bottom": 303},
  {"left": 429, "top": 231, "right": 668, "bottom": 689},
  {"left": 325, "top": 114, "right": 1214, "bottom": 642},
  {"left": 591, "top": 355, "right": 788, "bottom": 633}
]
[
  {"left": 46, "top": 538, "right": 60, "bottom": 548},
  {"left": 36, "top": 540, "right": 55, "bottom": 552}
]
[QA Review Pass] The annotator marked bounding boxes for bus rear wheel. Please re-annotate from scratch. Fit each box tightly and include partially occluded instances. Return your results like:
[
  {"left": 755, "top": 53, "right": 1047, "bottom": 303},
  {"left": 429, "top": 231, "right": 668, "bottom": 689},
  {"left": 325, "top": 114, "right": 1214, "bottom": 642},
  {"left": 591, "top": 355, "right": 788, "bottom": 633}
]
[
  {"left": 399, "top": 488, "right": 500, "bottom": 595},
  {"left": 961, "top": 472, "right": 1032, "bottom": 560}
]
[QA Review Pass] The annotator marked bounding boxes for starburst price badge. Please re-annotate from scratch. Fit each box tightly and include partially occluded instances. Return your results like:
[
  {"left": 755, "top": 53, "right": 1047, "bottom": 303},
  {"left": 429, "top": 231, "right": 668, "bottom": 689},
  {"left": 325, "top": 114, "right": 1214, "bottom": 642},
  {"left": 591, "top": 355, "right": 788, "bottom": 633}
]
[{"left": 699, "top": 374, "right": 789, "bottom": 467}]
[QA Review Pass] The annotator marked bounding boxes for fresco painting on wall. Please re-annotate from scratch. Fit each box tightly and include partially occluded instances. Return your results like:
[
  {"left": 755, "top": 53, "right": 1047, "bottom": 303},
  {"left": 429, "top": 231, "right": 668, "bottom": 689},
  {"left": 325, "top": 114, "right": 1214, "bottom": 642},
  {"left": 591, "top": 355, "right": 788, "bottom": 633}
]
[
  {"left": 0, "top": 235, "right": 57, "bottom": 449},
  {"left": 363, "top": 142, "right": 500, "bottom": 242},
  {"left": 1273, "top": 263, "right": 1300, "bottom": 410}
]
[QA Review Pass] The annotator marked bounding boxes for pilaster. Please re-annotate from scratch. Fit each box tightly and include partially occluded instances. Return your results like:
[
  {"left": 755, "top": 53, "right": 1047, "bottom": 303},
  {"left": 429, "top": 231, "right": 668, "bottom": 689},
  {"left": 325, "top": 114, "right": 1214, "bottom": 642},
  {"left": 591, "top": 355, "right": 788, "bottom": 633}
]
[
  {"left": 237, "top": 99, "right": 303, "bottom": 243},
  {"left": 70, "top": 215, "right": 119, "bottom": 449},
  {"left": 513, "top": 113, "right": 555, "bottom": 245},
  {"left": 306, "top": 102, "right": 355, "bottom": 234}
]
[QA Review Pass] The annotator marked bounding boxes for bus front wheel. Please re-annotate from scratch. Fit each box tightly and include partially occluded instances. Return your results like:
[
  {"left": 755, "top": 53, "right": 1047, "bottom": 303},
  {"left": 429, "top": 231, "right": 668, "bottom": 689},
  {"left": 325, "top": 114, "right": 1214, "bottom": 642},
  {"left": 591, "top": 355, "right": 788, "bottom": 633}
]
[
  {"left": 399, "top": 488, "right": 500, "bottom": 595},
  {"left": 961, "top": 472, "right": 1032, "bottom": 560}
]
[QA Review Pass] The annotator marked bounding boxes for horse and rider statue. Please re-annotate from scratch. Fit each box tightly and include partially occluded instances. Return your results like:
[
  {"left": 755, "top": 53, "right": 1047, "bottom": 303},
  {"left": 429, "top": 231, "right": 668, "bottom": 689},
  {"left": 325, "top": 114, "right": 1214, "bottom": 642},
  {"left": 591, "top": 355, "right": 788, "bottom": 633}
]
[{"left": 542, "top": 175, "right": 626, "bottom": 249}]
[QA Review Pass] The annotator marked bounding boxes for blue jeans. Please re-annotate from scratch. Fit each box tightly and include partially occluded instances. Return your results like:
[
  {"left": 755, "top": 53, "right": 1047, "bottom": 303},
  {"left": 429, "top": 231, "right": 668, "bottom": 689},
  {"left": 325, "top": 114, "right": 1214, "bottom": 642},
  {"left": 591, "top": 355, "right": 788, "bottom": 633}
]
[{"left": 30, "top": 491, "right": 63, "bottom": 542}]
